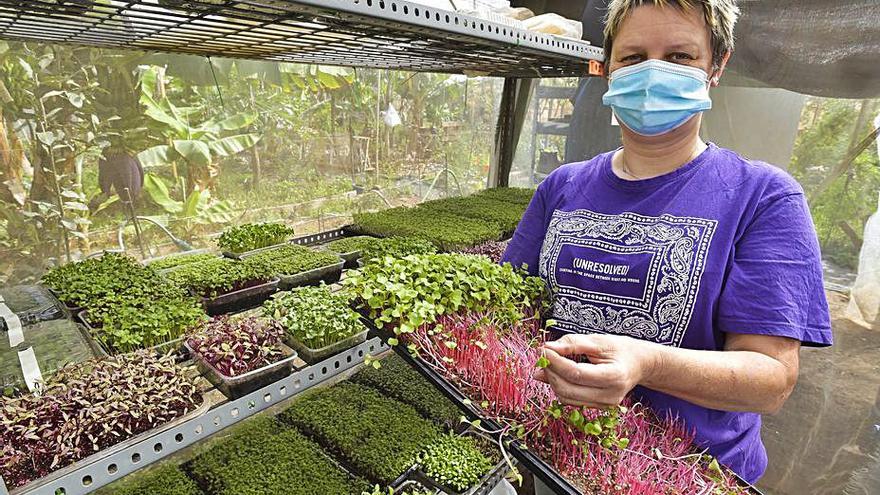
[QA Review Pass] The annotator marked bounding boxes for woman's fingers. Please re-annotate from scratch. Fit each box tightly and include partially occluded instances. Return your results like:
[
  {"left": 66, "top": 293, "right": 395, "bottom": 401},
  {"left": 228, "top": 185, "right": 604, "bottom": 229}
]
[
  {"left": 555, "top": 394, "right": 614, "bottom": 409},
  {"left": 543, "top": 333, "right": 603, "bottom": 357},
  {"left": 533, "top": 367, "right": 548, "bottom": 383},
  {"left": 543, "top": 348, "right": 621, "bottom": 388},
  {"left": 543, "top": 368, "right": 620, "bottom": 408}
]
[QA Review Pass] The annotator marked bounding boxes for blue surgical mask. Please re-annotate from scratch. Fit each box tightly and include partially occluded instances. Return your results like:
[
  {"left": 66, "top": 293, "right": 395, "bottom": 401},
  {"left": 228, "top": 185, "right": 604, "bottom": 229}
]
[{"left": 602, "top": 59, "right": 712, "bottom": 136}]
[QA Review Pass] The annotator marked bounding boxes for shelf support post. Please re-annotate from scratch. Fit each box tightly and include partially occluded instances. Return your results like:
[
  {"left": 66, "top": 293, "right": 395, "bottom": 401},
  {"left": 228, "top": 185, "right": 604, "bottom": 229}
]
[{"left": 488, "top": 77, "right": 535, "bottom": 187}]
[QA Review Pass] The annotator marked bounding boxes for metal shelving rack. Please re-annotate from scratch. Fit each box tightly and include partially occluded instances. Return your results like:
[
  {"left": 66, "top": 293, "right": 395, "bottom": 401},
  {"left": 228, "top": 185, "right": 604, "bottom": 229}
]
[
  {"left": 1, "top": 338, "right": 390, "bottom": 495},
  {"left": 0, "top": 0, "right": 602, "bottom": 77},
  {"left": 0, "top": 2, "right": 605, "bottom": 493}
]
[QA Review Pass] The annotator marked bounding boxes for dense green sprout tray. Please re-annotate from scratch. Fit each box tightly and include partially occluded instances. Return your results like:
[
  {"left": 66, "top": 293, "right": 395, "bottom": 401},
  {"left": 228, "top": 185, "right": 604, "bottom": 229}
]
[
  {"left": 349, "top": 189, "right": 532, "bottom": 250},
  {"left": 164, "top": 256, "right": 276, "bottom": 298},
  {"left": 418, "top": 196, "right": 526, "bottom": 235},
  {"left": 145, "top": 252, "right": 219, "bottom": 271},
  {"left": 244, "top": 244, "right": 343, "bottom": 288},
  {"left": 472, "top": 187, "right": 535, "bottom": 206},
  {"left": 325, "top": 235, "right": 378, "bottom": 256},
  {"left": 188, "top": 416, "right": 369, "bottom": 495},
  {"left": 351, "top": 207, "right": 502, "bottom": 251},
  {"left": 40, "top": 253, "right": 208, "bottom": 355},
  {"left": 264, "top": 285, "right": 367, "bottom": 363},
  {"left": 351, "top": 354, "right": 461, "bottom": 427},
  {"left": 81, "top": 351, "right": 509, "bottom": 495},
  {"left": 218, "top": 222, "right": 296, "bottom": 257},
  {"left": 279, "top": 381, "right": 441, "bottom": 485},
  {"left": 96, "top": 465, "right": 201, "bottom": 495}
]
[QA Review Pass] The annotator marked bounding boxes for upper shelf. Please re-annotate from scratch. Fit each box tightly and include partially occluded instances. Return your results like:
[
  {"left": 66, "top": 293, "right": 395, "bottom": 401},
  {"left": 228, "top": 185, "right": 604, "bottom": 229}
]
[{"left": 0, "top": 0, "right": 604, "bottom": 78}]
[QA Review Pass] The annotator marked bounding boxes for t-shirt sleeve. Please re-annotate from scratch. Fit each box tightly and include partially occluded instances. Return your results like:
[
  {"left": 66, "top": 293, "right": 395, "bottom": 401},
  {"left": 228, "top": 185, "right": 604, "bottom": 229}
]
[
  {"left": 501, "top": 182, "right": 551, "bottom": 276},
  {"left": 716, "top": 192, "right": 833, "bottom": 346}
]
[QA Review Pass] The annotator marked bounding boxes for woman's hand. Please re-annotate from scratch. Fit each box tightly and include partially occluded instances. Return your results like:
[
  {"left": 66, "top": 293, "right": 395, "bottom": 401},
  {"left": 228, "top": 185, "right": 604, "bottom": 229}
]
[
  {"left": 534, "top": 333, "right": 657, "bottom": 408},
  {"left": 534, "top": 332, "right": 800, "bottom": 414}
]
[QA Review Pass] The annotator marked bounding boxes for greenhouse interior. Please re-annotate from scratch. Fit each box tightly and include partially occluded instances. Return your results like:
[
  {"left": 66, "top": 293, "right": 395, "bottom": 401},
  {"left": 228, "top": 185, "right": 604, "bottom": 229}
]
[{"left": 0, "top": 0, "right": 878, "bottom": 494}]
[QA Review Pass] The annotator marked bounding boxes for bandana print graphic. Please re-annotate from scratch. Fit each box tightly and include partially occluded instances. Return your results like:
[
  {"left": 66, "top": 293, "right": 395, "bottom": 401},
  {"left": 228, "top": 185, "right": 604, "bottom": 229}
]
[{"left": 539, "top": 209, "right": 717, "bottom": 346}]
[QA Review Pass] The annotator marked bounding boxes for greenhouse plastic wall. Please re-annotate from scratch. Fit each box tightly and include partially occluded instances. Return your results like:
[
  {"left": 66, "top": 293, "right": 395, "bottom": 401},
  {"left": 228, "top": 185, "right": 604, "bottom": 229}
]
[{"left": 0, "top": 46, "right": 505, "bottom": 277}]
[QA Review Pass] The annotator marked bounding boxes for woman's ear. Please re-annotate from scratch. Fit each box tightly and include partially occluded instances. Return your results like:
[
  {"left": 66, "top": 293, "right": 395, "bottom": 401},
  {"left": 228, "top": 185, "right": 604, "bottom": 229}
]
[{"left": 710, "top": 51, "right": 732, "bottom": 87}]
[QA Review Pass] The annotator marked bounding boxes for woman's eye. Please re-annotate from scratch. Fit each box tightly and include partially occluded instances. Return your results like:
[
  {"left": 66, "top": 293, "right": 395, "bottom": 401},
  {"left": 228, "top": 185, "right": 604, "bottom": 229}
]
[
  {"left": 670, "top": 52, "right": 694, "bottom": 61},
  {"left": 620, "top": 54, "right": 643, "bottom": 63}
]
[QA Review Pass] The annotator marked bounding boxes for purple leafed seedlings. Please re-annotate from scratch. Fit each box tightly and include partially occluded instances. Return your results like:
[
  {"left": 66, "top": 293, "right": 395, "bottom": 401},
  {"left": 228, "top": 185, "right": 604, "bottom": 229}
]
[
  {"left": 404, "top": 311, "right": 749, "bottom": 495},
  {"left": 187, "top": 316, "right": 284, "bottom": 377},
  {"left": 0, "top": 352, "right": 201, "bottom": 489},
  {"left": 458, "top": 240, "right": 510, "bottom": 264}
]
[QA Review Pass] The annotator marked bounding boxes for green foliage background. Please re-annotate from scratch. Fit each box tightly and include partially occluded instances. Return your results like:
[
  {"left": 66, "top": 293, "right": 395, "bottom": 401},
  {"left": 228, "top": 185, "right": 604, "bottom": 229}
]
[
  {"left": 0, "top": 41, "right": 499, "bottom": 283},
  {"left": 790, "top": 98, "right": 880, "bottom": 269}
]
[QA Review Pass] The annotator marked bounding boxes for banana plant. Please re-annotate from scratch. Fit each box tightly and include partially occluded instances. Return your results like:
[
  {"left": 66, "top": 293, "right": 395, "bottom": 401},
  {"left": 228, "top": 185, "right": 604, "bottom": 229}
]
[
  {"left": 136, "top": 66, "right": 261, "bottom": 192},
  {"left": 141, "top": 172, "right": 234, "bottom": 237}
]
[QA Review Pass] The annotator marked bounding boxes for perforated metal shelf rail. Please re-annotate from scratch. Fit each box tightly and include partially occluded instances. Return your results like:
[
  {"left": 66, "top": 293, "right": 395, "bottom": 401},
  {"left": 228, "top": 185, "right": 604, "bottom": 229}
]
[
  {"left": 0, "top": 0, "right": 603, "bottom": 77},
  {"left": 0, "top": 337, "right": 390, "bottom": 495}
]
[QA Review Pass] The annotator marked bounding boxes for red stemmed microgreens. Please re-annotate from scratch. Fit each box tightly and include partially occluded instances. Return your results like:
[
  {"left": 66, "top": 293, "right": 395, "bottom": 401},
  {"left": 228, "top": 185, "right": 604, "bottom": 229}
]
[
  {"left": 187, "top": 316, "right": 284, "bottom": 377},
  {"left": 534, "top": 318, "right": 556, "bottom": 369},
  {"left": 457, "top": 240, "right": 510, "bottom": 263},
  {"left": 0, "top": 352, "right": 201, "bottom": 489},
  {"left": 403, "top": 309, "right": 750, "bottom": 494},
  {"left": 535, "top": 319, "right": 629, "bottom": 450}
]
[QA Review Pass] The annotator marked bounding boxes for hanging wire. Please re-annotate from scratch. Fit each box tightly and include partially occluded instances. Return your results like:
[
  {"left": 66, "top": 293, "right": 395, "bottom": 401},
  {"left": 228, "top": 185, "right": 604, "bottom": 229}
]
[{"left": 206, "top": 56, "right": 226, "bottom": 110}]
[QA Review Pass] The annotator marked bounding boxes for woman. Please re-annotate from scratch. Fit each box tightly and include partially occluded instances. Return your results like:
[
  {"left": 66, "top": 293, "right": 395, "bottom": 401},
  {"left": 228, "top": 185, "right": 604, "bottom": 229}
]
[{"left": 502, "top": 0, "right": 832, "bottom": 484}]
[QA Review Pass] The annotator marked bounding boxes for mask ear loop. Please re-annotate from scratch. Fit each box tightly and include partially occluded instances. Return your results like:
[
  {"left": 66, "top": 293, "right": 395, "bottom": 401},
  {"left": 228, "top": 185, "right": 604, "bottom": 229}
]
[{"left": 707, "top": 67, "right": 720, "bottom": 87}]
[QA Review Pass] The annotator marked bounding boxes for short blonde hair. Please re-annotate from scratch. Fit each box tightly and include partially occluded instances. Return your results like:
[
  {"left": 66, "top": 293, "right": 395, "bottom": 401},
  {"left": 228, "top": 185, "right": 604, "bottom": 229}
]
[{"left": 603, "top": 0, "right": 740, "bottom": 69}]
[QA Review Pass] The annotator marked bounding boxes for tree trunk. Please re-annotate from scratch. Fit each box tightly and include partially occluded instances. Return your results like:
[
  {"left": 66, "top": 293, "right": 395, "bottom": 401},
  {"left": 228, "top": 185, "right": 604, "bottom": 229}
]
[
  {"left": 838, "top": 221, "right": 863, "bottom": 252},
  {"left": 809, "top": 99, "right": 878, "bottom": 203},
  {"left": 0, "top": 109, "right": 27, "bottom": 206}
]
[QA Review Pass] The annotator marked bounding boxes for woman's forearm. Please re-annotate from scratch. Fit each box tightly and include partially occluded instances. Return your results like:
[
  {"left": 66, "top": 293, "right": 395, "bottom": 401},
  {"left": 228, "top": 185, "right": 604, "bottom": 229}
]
[
  {"left": 537, "top": 332, "right": 800, "bottom": 414},
  {"left": 638, "top": 336, "right": 800, "bottom": 414}
]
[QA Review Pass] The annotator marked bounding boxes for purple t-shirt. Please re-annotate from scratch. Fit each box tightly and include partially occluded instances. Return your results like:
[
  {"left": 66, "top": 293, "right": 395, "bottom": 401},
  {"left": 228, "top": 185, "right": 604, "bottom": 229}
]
[{"left": 502, "top": 143, "right": 832, "bottom": 484}]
